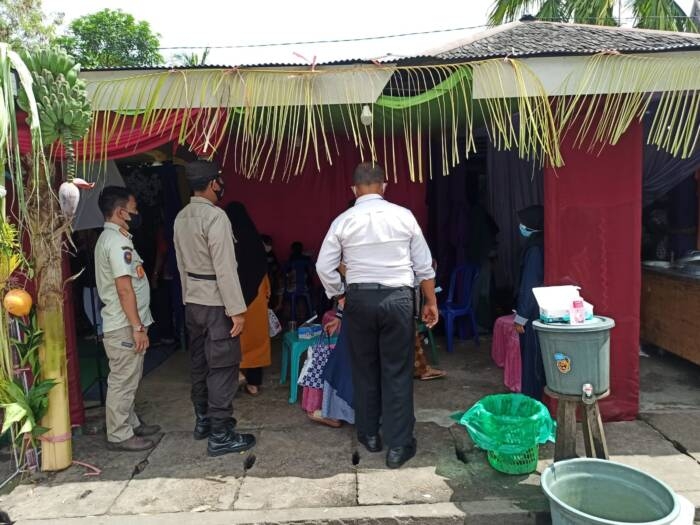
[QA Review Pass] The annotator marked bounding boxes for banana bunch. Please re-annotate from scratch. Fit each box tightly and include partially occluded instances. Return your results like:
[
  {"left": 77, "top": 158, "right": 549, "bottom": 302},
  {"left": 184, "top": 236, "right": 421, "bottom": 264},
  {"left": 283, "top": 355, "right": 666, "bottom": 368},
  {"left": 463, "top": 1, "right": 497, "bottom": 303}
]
[{"left": 17, "top": 47, "right": 93, "bottom": 148}]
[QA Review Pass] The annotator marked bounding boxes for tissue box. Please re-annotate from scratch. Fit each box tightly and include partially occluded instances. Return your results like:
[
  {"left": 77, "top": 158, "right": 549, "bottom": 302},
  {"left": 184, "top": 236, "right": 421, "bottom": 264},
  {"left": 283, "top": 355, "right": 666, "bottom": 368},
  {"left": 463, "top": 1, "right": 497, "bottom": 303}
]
[
  {"left": 532, "top": 286, "right": 594, "bottom": 323},
  {"left": 298, "top": 324, "right": 322, "bottom": 339}
]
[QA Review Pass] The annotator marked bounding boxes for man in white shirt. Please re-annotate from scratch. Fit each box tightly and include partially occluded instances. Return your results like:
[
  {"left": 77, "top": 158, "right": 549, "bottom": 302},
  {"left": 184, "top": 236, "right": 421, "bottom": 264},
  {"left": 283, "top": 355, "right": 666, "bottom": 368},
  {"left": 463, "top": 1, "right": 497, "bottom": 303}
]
[{"left": 316, "top": 162, "right": 438, "bottom": 469}]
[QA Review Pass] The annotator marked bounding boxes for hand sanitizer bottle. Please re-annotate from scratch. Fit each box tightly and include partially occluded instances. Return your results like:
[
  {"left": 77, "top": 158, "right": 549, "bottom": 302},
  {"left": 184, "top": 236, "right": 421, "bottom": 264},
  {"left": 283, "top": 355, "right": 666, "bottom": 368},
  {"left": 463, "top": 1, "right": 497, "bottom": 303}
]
[{"left": 570, "top": 299, "right": 585, "bottom": 325}]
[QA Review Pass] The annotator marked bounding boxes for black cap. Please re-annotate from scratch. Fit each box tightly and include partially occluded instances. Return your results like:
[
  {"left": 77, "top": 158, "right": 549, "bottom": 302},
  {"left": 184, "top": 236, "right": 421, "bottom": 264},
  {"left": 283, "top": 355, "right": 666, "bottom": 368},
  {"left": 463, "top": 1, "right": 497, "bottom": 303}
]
[
  {"left": 517, "top": 205, "right": 544, "bottom": 231},
  {"left": 185, "top": 160, "right": 220, "bottom": 187}
]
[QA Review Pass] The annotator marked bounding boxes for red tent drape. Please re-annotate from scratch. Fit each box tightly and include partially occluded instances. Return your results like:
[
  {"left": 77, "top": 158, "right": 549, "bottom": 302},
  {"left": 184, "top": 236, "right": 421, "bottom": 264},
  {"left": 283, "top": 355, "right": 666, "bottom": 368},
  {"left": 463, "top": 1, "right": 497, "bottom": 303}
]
[
  {"left": 17, "top": 110, "right": 197, "bottom": 160},
  {"left": 544, "top": 121, "right": 643, "bottom": 421},
  {"left": 219, "top": 137, "right": 429, "bottom": 260}
]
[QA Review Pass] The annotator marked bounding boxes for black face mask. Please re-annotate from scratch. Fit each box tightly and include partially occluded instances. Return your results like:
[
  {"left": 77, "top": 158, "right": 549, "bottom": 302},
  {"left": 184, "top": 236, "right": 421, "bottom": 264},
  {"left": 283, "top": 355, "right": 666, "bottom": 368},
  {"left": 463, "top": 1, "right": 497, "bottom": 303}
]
[{"left": 126, "top": 211, "right": 142, "bottom": 230}]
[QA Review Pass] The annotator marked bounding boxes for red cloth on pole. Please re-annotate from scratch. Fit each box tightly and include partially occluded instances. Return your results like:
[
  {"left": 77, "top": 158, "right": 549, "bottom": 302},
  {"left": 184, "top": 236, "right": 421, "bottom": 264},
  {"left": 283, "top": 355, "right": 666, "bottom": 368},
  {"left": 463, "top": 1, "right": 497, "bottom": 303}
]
[
  {"left": 63, "top": 256, "right": 85, "bottom": 426},
  {"left": 544, "top": 121, "right": 642, "bottom": 421}
]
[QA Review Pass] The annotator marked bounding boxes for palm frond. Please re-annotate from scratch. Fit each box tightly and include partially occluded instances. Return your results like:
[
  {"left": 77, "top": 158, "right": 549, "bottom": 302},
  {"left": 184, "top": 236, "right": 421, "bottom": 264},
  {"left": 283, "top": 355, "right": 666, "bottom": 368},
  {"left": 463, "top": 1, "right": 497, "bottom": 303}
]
[
  {"left": 488, "top": 0, "right": 544, "bottom": 25},
  {"left": 631, "top": 0, "right": 699, "bottom": 32}
]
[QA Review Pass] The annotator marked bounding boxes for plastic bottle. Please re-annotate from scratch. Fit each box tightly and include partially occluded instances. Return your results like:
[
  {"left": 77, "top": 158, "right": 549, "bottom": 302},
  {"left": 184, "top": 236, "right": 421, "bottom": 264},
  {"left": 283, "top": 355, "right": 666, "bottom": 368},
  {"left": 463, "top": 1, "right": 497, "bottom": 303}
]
[{"left": 570, "top": 299, "right": 585, "bottom": 325}]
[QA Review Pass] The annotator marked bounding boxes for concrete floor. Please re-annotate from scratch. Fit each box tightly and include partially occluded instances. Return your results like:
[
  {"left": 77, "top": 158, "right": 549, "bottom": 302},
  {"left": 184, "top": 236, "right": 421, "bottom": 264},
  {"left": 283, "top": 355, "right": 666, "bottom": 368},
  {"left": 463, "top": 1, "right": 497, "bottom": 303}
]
[{"left": 1, "top": 337, "right": 699, "bottom": 524}]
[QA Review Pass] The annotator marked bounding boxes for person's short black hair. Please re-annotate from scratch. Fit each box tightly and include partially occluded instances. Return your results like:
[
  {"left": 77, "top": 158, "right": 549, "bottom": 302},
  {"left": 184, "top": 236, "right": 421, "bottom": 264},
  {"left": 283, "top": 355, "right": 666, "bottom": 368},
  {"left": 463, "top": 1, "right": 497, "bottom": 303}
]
[
  {"left": 353, "top": 162, "right": 384, "bottom": 186},
  {"left": 98, "top": 186, "right": 133, "bottom": 219},
  {"left": 291, "top": 241, "right": 303, "bottom": 254}
]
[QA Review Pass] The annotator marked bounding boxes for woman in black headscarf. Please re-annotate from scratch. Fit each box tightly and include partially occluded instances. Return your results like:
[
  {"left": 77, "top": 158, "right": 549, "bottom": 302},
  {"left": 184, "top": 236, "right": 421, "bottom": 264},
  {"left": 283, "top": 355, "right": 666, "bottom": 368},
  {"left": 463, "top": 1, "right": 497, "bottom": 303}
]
[
  {"left": 225, "top": 202, "right": 271, "bottom": 396},
  {"left": 513, "top": 205, "right": 546, "bottom": 399}
]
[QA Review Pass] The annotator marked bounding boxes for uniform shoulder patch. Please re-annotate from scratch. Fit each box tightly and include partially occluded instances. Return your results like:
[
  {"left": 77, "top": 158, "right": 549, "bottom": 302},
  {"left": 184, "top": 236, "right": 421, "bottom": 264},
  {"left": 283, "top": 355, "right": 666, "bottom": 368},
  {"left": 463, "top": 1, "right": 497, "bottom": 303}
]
[{"left": 123, "top": 250, "right": 133, "bottom": 264}]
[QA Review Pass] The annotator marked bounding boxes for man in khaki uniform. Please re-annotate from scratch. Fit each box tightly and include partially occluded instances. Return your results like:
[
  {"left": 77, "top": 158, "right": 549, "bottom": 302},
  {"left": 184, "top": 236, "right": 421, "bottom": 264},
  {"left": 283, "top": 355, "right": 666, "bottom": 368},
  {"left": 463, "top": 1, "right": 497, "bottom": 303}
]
[
  {"left": 95, "top": 186, "right": 161, "bottom": 451},
  {"left": 174, "top": 160, "right": 256, "bottom": 457}
]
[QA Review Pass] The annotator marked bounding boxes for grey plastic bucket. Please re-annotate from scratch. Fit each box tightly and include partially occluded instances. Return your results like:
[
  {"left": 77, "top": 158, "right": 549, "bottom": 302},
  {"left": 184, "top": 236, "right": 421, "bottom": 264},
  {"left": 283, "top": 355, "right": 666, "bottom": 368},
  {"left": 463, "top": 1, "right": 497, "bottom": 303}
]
[
  {"left": 533, "top": 316, "right": 615, "bottom": 396},
  {"left": 541, "top": 459, "right": 680, "bottom": 525}
]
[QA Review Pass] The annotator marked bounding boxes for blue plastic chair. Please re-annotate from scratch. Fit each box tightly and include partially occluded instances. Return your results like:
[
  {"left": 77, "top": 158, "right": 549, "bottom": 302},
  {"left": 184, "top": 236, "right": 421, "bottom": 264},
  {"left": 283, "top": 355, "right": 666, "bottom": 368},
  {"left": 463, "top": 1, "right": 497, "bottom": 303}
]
[
  {"left": 280, "top": 331, "right": 337, "bottom": 404},
  {"left": 439, "top": 263, "right": 480, "bottom": 353},
  {"left": 283, "top": 259, "right": 315, "bottom": 322}
]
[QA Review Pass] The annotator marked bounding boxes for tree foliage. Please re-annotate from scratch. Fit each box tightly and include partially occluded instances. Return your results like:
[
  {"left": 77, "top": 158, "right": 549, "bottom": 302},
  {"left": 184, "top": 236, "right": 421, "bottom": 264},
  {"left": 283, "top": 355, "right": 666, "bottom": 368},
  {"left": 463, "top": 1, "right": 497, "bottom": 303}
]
[
  {"left": 174, "top": 47, "right": 210, "bottom": 67},
  {"left": 488, "top": 0, "right": 698, "bottom": 32},
  {"left": 57, "top": 8, "right": 163, "bottom": 68},
  {"left": 0, "top": 0, "right": 63, "bottom": 47}
]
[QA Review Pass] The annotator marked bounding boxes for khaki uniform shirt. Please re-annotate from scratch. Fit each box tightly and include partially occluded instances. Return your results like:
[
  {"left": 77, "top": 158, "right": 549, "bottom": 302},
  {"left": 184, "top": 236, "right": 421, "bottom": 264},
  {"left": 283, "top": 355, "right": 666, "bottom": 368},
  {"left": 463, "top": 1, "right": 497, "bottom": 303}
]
[
  {"left": 173, "top": 196, "right": 247, "bottom": 316},
  {"left": 95, "top": 222, "right": 153, "bottom": 333}
]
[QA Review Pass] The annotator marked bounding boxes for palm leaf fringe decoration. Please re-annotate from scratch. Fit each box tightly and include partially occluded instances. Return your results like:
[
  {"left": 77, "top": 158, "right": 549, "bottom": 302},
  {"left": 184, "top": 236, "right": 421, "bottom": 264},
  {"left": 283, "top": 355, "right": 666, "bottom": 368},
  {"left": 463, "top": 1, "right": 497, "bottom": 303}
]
[
  {"left": 80, "top": 54, "right": 699, "bottom": 182},
  {"left": 555, "top": 52, "right": 700, "bottom": 158}
]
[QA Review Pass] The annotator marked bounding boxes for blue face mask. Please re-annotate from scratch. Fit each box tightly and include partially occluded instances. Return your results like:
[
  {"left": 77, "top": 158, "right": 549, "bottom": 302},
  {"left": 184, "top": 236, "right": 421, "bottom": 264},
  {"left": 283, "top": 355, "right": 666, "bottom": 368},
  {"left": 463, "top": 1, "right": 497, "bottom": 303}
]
[{"left": 519, "top": 223, "right": 537, "bottom": 238}]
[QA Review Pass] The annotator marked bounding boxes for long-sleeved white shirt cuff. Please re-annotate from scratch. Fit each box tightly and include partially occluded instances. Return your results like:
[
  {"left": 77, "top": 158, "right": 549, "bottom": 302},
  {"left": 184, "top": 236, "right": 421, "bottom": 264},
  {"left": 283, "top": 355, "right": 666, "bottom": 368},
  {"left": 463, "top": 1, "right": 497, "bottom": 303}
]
[{"left": 514, "top": 313, "right": 529, "bottom": 326}]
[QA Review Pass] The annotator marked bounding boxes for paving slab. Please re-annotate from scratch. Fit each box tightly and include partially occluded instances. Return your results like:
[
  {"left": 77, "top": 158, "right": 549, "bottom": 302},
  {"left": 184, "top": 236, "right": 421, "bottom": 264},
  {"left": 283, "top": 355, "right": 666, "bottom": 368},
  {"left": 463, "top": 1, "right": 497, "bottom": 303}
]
[
  {"left": 137, "top": 431, "right": 248, "bottom": 479},
  {"left": 10, "top": 502, "right": 466, "bottom": 525},
  {"left": 641, "top": 411, "right": 700, "bottom": 463},
  {"left": 235, "top": 473, "right": 355, "bottom": 510},
  {"left": 639, "top": 351, "right": 700, "bottom": 412},
  {"left": 246, "top": 425, "right": 354, "bottom": 479},
  {"left": 53, "top": 433, "right": 154, "bottom": 483},
  {"left": 357, "top": 422, "right": 457, "bottom": 505},
  {"left": 358, "top": 466, "right": 454, "bottom": 505},
  {"left": 110, "top": 476, "right": 239, "bottom": 514},
  {"left": 0, "top": 480, "right": 127, "bottom": 520}
]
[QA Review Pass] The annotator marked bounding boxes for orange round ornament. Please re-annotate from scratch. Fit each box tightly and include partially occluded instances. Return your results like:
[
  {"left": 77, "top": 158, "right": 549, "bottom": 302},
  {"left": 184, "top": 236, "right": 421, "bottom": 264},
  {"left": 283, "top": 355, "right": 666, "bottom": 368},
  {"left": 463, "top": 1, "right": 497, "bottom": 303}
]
[{"left": 3, "top": 289, "right": 33, "bottom": 317}]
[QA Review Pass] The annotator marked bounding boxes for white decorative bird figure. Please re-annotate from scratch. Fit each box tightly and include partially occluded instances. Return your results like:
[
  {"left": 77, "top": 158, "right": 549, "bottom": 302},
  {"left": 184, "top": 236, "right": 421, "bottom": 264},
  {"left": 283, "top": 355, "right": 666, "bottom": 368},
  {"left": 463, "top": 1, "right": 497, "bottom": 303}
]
[{"left": 58, "top": 179, "right": 95, "bottom": 217}]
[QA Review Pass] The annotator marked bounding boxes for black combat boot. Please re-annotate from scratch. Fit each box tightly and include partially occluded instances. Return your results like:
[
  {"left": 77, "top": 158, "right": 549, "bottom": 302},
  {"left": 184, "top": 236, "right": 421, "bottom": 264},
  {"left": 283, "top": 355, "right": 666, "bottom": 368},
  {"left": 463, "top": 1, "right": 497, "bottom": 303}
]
[
  {"left": 193, "top": 404, "right": 210, "bottom": 440},
  {"left": 207, "top": 418, "right": 256, "bottom": 457}
]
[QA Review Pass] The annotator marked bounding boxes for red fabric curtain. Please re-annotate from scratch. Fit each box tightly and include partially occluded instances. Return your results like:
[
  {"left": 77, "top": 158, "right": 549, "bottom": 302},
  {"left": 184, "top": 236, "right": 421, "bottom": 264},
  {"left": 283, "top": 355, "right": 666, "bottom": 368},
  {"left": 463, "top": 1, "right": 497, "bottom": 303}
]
[
  {"left": 17, "top": 111, "right": 195, "bottom": 160},
  {"left": 219, "top": 138, "right": 428, "bottom": 262},
  {"left": 544, "top": 121, "right": 643, "bottom": 421}
]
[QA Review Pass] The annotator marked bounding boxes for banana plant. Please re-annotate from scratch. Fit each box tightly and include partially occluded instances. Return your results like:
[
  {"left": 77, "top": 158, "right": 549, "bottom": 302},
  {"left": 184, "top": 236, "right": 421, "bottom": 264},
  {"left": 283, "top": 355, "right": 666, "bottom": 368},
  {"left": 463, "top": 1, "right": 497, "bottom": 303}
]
[
  {"left": 9, "top": 46, "right": 94, "bottom": 471},
  {"left": 16, "top": 47, "right": 93, "bottom": 181}
]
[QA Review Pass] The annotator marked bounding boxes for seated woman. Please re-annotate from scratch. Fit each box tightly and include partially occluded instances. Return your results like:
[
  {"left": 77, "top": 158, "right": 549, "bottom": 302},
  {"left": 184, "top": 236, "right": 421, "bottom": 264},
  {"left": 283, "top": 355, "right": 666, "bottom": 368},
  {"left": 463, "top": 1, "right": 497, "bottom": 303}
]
[{"left": 300, "top": 302, "right": 352, "bottom": 428}]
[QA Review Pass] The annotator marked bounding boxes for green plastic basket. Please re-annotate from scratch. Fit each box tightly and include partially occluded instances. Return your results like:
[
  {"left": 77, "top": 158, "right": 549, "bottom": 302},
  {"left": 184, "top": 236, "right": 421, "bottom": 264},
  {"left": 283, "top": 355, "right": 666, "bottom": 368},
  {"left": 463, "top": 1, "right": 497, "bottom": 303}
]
[{"left": 487, "top": 445, "right": 539, "bottom": 475}]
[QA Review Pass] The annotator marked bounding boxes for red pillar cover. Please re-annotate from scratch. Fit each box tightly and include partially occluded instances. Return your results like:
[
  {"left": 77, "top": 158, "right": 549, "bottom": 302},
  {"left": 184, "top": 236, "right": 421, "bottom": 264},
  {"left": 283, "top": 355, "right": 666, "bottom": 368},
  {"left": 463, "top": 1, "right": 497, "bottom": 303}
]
[
  {"left": 63, "top": 256, "right": 85, "bottom": 427},
  {"left": 544, "top": 121, "right": 643, "bottom": 421}
]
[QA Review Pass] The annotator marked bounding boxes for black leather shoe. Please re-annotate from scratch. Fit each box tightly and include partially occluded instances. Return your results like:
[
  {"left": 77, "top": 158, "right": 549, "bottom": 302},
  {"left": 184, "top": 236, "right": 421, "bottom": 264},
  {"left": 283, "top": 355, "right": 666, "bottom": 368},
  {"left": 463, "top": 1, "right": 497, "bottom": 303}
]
[
  {"left": 386, "top": 438, "right": 417, "bottom": 469},
  {"left": 207, "top": 418, "right": 256, "bottom": 457},
  {"left": 193, "top": 405, "right": 210, "bottom": 440},
  {"left": 358, "top": 434, "right": 383, "bottom": 453}
]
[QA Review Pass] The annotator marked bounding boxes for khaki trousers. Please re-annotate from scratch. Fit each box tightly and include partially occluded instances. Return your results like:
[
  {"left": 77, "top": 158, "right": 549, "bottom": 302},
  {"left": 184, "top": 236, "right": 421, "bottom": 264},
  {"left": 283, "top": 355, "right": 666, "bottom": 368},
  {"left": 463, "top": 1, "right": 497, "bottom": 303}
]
[{"left": 103, "top": 326, "right": 145, "bottom": 442}]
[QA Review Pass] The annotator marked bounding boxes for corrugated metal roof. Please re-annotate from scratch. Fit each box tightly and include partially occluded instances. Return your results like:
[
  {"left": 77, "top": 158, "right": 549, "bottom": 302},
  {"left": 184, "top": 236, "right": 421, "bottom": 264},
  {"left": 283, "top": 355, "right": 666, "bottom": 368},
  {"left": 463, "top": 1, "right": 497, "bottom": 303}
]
[
  {"left": 83, "top": 21, "right": 700, "bottom": 73},
  {"left": 84, "top": 58, "right": 396, "bottom": 72},
  {"left": 424, "top": 20, "right": 700, "bottom": 62}
]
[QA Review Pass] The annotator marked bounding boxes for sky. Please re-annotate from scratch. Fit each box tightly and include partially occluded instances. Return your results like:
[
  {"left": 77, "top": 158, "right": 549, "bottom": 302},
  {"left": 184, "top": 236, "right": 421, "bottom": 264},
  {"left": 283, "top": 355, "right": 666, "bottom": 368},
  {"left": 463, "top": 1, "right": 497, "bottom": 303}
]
[{"left": 41, "top": 0, "right": 697, "bottom": 66}]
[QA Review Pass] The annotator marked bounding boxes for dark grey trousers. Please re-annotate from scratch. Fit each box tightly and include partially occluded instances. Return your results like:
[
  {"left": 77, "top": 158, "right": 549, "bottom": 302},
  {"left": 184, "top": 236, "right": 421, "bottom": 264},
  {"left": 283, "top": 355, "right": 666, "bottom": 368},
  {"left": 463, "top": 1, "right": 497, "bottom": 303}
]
[
  {"left": 185, "top": 304, "right": 241, "bottom": 420},
  {"left": 343, "top": 286, "right": 415, "bottom": 448}
]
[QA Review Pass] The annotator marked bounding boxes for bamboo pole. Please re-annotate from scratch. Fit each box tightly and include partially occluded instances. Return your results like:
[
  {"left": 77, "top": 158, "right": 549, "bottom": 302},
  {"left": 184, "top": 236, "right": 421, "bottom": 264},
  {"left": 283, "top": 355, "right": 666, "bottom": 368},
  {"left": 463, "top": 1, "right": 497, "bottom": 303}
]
[
  {"left": 37, "top": 302, "right": 71, "bottom": 470},
  {"left": 31, "top": 174, "right": 72, "bottom": 471}
]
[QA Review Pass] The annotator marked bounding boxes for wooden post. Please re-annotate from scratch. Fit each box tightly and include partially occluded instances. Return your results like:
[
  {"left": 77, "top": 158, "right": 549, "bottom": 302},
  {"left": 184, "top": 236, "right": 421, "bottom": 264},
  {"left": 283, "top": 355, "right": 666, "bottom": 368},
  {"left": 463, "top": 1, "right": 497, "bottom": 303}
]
[{"left": 547, "top": 387, "right": 610, "bottom": 462}]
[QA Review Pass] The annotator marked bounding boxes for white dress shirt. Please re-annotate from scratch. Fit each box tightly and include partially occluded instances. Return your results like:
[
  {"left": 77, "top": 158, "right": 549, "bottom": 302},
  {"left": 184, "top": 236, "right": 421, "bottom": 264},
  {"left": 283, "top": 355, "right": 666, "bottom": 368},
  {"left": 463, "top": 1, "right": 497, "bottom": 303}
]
[{"left": 316, "top": 194, "right": 435, "bottom": 298}]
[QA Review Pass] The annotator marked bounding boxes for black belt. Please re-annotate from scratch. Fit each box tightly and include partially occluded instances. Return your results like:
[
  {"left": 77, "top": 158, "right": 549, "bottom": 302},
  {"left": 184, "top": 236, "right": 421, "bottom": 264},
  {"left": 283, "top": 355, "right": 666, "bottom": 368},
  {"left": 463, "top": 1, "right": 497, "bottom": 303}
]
[
  {"left": 347, "top": 283, "right": 412, "bottom": 291},
  {"left": 187, "top": 272, "right": 217, "bottom": 281}
]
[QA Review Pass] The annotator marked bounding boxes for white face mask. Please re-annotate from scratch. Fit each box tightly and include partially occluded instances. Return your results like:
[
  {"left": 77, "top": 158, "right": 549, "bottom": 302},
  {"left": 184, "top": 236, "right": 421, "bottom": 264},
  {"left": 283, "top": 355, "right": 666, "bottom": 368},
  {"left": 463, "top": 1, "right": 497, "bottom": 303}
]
[{"left": 264, "top": 244, "right": 272, "bottom": 253}]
